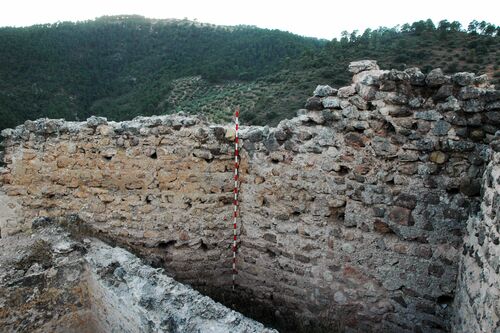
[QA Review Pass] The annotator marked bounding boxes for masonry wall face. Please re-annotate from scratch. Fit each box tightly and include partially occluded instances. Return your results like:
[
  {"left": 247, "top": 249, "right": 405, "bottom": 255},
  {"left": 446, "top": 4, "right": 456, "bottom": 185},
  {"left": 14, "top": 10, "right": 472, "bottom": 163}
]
[
  {"left": 1, "top": 115, "right": 237, "bottom": 290},
  {"left": 1, "top": 63, "right": 499, "bottom": 332},
  {"left": 452, "top": 147, "right": 500, "bottom": 333}
]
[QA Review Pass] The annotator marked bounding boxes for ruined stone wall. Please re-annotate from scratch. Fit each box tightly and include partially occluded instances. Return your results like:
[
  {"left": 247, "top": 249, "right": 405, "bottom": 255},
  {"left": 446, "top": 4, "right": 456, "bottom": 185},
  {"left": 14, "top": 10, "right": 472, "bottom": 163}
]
[
  {"left": 0, "top": 223, "right": 275, "bottom": 333},
  {"left": 452, "top": 140, "right": 500, "bottom": 333},
  {"left": 0, "top": 114, "right": 236, "bottom": 292},
  {"left": 1, "top": 61, "right": 499, "bottom": 332}
]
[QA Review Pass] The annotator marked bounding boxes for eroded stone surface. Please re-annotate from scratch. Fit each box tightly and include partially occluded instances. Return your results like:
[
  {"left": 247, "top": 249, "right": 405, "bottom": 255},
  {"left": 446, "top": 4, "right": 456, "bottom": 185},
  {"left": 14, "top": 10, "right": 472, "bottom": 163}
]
[
  {"left": 86, "top": 238, "right": 276, "bottom": 333},
  {"left": 0, "top": 191, "right": 24, "bottom": 237},
  {"left": 452, "top": 141, "right": 500, "bottom": 333},
  {"left": 0, "top": 225, "right": 91, "bottom": 333},
  {"left": 0, "top": 223, "right": 276, "bottom": 333}
]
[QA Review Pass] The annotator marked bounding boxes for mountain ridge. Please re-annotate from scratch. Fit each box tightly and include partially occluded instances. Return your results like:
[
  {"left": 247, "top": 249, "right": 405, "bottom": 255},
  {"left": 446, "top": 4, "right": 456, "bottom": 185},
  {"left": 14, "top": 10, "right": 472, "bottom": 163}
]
[{"left": 0, "top": 15, "right": 498, "bottom": 130}]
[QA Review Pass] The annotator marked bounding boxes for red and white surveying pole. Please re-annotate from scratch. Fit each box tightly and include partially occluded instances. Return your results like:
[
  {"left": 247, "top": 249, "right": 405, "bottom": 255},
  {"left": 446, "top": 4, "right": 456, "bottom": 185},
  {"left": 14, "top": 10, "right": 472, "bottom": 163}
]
[{"left": 232, "top": 107, "right": 240, "bottom": 290}]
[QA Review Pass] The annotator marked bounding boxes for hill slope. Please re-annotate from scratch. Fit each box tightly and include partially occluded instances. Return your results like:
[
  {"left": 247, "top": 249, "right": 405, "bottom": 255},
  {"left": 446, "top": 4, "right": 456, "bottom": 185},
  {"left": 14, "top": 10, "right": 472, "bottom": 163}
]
[{"left": 0, "top": 16, "right": 498, "bottom": 130}]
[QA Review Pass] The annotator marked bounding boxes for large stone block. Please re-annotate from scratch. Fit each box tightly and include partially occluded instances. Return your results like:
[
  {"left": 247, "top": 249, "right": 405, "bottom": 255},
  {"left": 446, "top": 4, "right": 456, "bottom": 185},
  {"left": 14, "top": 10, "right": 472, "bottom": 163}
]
[{"left": 348, "top": 60, "right": 380, "bottom": 74}]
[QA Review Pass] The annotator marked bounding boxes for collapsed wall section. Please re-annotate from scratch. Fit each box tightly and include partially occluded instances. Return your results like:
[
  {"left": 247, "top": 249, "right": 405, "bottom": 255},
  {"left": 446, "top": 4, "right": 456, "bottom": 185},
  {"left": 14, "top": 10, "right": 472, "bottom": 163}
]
[
  {"left": 1, "top": 61, "right": 499, "bottom": 332},
  {"left": 0, "top": 223, "right": 276, "bottom": 333}
]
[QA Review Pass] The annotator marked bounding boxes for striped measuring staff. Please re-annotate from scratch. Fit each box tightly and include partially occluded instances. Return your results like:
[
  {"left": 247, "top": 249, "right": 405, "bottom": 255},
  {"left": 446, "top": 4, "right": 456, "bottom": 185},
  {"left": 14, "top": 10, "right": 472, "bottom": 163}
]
[{"left": 232, "top": 106, "right": 240, "bottom": 290}]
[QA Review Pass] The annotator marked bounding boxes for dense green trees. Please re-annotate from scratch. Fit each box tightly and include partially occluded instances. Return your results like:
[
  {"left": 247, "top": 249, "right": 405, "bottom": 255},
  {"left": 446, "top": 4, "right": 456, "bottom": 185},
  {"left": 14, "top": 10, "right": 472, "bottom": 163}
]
[
  {"left": 0, "top": 16, "right": 498, "bottom": 130},
  {"left": 0, "top": 16, "right": 322, "bottom": 129}
]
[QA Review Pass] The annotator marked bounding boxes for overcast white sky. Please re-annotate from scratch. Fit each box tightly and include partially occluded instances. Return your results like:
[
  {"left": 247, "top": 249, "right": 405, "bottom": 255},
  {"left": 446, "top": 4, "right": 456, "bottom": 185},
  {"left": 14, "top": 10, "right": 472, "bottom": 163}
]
[{"left": 0, "top": 0, "right": 498, "bottom": 39}]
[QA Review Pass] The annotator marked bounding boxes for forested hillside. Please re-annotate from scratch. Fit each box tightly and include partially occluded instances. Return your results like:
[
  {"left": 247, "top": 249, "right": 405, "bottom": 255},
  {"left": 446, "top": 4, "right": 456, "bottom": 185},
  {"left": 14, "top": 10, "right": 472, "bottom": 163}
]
[{"left": 0, "top": 16, "right": 498, "bottom": 129}]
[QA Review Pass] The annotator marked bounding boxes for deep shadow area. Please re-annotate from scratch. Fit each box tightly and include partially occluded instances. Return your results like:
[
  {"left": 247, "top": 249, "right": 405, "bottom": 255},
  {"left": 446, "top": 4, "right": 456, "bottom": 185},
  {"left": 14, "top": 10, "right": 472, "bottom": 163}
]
[
  {"left": 1, "top": 219, "right": 280, "bottom": 333},
  {"left": 198, "top": 285, "right": 345, "bottom": 333},
  {"left": 61, "top": 216, "right": 343, "bottom": 332}
]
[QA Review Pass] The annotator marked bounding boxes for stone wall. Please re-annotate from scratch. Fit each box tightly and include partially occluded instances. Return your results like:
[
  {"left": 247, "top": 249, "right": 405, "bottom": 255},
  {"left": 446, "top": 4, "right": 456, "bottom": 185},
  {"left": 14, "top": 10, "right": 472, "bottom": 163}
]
[
  {"left": 1, "top": 60, "right": 499, "bottom": 332},
  {"left": 0, "top": 113, "right": 240, "bottom": 293},
  {"left": 452, "top": 140, "right": 500, "bottom": 333},
  {"left": 84, "top": 236, "right": 276, "bottom": 333}
]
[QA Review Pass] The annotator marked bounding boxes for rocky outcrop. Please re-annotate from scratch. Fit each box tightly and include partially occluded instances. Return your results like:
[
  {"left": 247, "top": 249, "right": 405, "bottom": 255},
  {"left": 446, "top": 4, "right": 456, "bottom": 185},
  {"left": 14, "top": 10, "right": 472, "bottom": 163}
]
[{"left": 1, "top": 60, "right": 499, "bottom": 332}]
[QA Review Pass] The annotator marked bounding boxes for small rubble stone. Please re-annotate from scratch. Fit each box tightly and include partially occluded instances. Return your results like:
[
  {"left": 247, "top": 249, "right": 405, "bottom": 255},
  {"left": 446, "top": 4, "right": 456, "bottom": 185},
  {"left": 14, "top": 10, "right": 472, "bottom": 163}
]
[
  {"left": 193, "top": 149, "right": 213, "bottom": 160},
  {"left": 86, "top": 116, "right": 108, "bottom": 128},
  {"left": 388, "top": 206, "right": 413, "bottom": 226},
  {"left": 53, "top": 240, "right": 75, "bottom": 254},
  {"left": 341, "top": 243, "right": 355, "bottom": 254},
  {"left": 338, "top": 85, "right": 356, "bottom": 98},
  {"left": 428, "top": 264, "right": 445, "bottom": 277},
  {"left": 474, "top": 74, "right": 489, "bottom": 86},
  {"left": 384, "top": 92, "right": 408, "bottom": 105},
  {"left": 426, "top": 68, "right": 448, "bottom": 87},
  {"left": 429, "top": 151, "right": 447, "bottom": 164},
  {"left": 458, "top": 86, "right": 485, "bottom": 100},
  {"left": 415, "top": 110, "right": 442, "bottom": 121},
  {"left": 433, "top": 120, "right": 451, "bottom": 136},
  {"left": 353, "top": 70, "right": 387, "bottom": 85},
  {"left": 263, "top": 233, "right": 277, "bottom": 243},
  {"left": 387, "top": 69, "right": 409, "bottom": 81},
  {"left": 344, "top": 132, "right": 368, "bottom": 148},
  {"left": 459, "top": 178, "right": 481, "bottom": 196},
  {"left": 371, "top": 136, "right": 398, "bottom": 157},
  {"left": 388, "top": 106, "right": 412, "bottom": 117},
  {"left": 314, "top": 85, "right": 337, "bottom": 97},
  {"left": 434, "top": 85, "right": 454, "bottom": 101},
  {"left": 405, "top": 67, "right": 426, "bottom": 86},
  {"left": 334, "top": 291, "right": 347, "bottom": 303},
  {"left": 305, "top": 96, "right": 323, "bottom": 110},
  {"left": 394, "top": 193, "right": 417, "bottom": 209},
  {"left": 451, "top": 72, "right": 475, "bottom": 86},
  {"left": 374, "top": 220, "right": 393, "bottom": 234},
  {"left": 322, "top": 96, "right": 341, "bottom": 109},
  {"left": 307, "top": 111, "right": 325, "bottom": 124},
  {"left": 409, "top": 97, "right": 423, "bottom": 109},
  {"left": 486, "top": 101, "right": 500, "bottom": 111},
  {"left": 463, "top": 99, "right": 484, "bottom": 113},
  {"left": 350, "top": 95, "right": 368, "bottom": 110},
  {"left": 245, "top": 129, "right": 263, "bottom": 142},
  {"left": 356, "top": 84, "right": 378, "bottom": 101},
  {"left": 225, "top": 128, "right": 236, "bottom": 141},
  {"left": 348, "top": 60, "right": 379, "bottom": 74},
  {"left": 380, "top": 80, "right": 397, "bottom": 91},
  {"left": 437, "top": 96, "right": 461, "bottom": 112}
]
